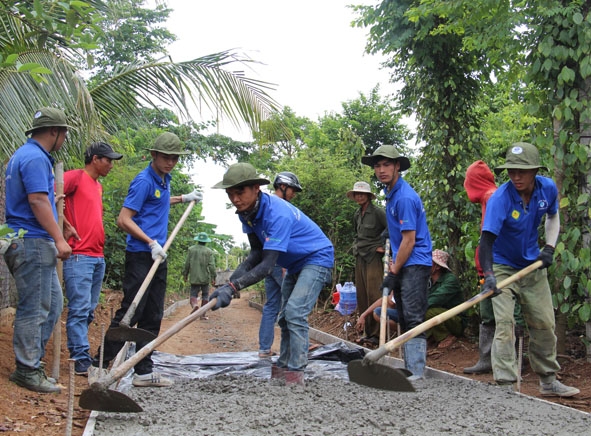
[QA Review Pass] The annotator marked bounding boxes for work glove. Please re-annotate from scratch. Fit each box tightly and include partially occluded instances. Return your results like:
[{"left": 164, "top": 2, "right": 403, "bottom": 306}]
[
  {"left": 181, "top": 189, "right": 203, "bottom": 203},
  {"left": 536, "top": 245, "right": 555, "bottom": 269},
  {"left": 482, "top": 272, "right": 501, "bottom": 298},
  {"left": 210, "top": 284, "right": 234, "bottom": 310},
  {"left": 149, "top": 240, "right": 167, "bottom": 261},
  {"left": 381, "top": 272, "right": 401, "bottom": 293}
]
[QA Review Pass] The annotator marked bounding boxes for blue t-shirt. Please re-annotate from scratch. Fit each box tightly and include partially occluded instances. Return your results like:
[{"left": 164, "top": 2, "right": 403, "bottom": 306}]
[
  {"left": 482, "top": 175, "right": 558, "bottom": 269},
  {"left": 5, "top": 139, "right": 57, "bottom": 239},
  {"left": 240, "top": 193, "right": 334, "bottom": 274},
  {"left": 384, "top": 177, "right": 432, "bottom": 267},
  {"left": 123, "top": 163, "right": 171, "bottom": 252}
]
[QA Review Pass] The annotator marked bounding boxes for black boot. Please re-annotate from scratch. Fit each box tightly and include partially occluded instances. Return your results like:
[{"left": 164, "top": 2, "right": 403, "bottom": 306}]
[{"left": 463, "top": 323, "right": 494, "bottom": 374}]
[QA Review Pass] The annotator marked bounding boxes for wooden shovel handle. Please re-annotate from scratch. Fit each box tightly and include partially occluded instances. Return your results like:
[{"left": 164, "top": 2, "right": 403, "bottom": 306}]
[
  {"left": 120, "top": 200, "right": 196, "bottom": 327},
  {"left": 379, "top": 239, "right": 391, "bottom": 347},
  {"left": 365, "top": 260, "right": 543, "bottom": 363},
  {"left": 98, "top": 298, "right": 217, "bottom": 388}
]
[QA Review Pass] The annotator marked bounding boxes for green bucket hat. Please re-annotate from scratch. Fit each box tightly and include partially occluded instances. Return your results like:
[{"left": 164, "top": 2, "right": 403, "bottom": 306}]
[
  {"left": 25, "top": 107, "right": 71, "bottom": 135},
  {"left": 146, "top": 132, "right": 191, "bottom": 155},
  {"left": 494, "top": 142, "right": 548, "bottom": 175},
  {"left": 361, "top": 144, "right": 411, "bottom": 171},
  {"left": 194, "top": 232, "right": 211, "bottom": 243},
  {"left": 212, "top": 162, "right": 270, "bottom": 189}
]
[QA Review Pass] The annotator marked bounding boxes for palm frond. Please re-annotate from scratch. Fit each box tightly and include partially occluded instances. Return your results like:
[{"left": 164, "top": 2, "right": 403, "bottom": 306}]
[
  {"left": 90, "top": 50, "right": 280, "bottom": 133},
  {"left": 0, "top": 50, "right": 103, "bottom": 163}
]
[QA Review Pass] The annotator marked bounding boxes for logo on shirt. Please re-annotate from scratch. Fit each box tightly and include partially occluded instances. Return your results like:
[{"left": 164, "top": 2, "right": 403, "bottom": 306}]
[
  {"left": 154, "top": 189, "right": 161, "bottom": 199},
  {"left": 511, "top": 210, "right": 520, "bottom": 220},
  {"left": 538, "top": 199, "right": 548, "bottom": 210}
]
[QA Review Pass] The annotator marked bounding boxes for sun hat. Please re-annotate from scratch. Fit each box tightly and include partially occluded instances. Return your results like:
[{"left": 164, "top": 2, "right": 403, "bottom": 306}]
[
  {"left": 346, "top": 181, "right": 376, "bottom": 200},
  {"left": 432, "top": 249, "right": 450, "bottom": 270},
  {"left": 212, "top": 162, "right": 270, "bottom": 189},
  {"left": 146, "top": 132, "right": 191, "bottom": 155},
  {"left": 194, "top": 232, "right": 211, "bottom": 243},
  {"left": 494, "top": 142, "right": 548, "bottom": 175},
  {"left": 25, "top": 107, "right": 71, "bottom": 135},
  {"left": 85, "top": 142, "right": 123, "bottom": 160},
  {"left": 361, "top": 144, "right": 410, "bottom": 171}
]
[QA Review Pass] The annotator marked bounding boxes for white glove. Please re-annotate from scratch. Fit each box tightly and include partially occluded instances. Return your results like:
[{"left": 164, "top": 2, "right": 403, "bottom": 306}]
[
  {"left": 181, "top": 189, "right": 203, "bottom": 203},
  {"left": 149, "top": 240, "right": 167, "bottom": 261}
]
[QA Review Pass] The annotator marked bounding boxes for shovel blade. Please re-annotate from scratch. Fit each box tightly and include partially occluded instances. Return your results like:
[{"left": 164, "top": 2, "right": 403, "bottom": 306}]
[
  {"left": 347, "top": 359, "right": 415, "bottom": 392},
  {"left": 79, "top": 386, "right": 143, "bottom": 413},
  {"left": 105, "top": 325, "right": 156, "bottom": 343}
]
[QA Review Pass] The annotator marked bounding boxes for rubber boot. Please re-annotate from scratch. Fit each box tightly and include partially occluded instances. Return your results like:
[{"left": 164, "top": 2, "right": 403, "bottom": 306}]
[
  {"left": 284, "top": 370, "right": 305, "bottom": 386},
  {"left": 463, "top": 323, "right": 494, "bottom": 374},
  {"left": 403, "top": 337, "right": 427, "bottom": 380}
]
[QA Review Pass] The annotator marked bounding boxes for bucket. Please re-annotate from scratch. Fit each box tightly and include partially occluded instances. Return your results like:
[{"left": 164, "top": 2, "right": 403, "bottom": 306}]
[{"left": 337, "top": 282, "right": 356, "bottom": 315}]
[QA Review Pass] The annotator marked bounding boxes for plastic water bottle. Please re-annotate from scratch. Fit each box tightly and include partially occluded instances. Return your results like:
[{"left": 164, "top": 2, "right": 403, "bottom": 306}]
[{"left": 337, "top": 282, "right": 357, "bottom": 315}]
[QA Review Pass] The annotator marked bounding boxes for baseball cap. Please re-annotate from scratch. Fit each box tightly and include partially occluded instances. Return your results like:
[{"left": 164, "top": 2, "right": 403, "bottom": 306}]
[{"left": 85, "top": 142, "right": 123, "bottom": 160}]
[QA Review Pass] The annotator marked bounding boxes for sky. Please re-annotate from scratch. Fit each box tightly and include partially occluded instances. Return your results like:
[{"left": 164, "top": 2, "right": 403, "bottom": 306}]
[{"left": 163, "top": 0, "right": 399, "bottom": 245}]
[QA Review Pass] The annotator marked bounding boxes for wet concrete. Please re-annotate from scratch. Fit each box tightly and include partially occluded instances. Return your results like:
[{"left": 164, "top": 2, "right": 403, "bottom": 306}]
[{"left": 89, "top": 364, "right": 590, "bottom": 436}]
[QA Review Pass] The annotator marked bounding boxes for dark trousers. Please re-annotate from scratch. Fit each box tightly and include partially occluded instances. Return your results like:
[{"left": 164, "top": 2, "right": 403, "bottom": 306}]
[
  {"left": 93, "top": 251, "right": 167, "bottom": 375},
  {"left": 394, "top": 264, "right": 430, "bottom": 337}
]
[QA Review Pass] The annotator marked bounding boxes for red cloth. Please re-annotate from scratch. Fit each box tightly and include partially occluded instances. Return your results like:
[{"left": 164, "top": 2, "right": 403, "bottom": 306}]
[
  {"left": 63, "top": 169, "right": 105, "bottom": 257},
  {"left": 464, "top": 161, "right": 497, "bottom": 275}
]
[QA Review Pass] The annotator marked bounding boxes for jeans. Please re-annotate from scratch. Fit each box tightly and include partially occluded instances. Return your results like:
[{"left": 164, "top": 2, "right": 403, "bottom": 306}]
[
  {"left": 94, "top": 251, "right": 166, "bottom": 375},
  {"left": 393, "top": 264, "right": 430, "bottom": 336},
  {"left": 63, "top": 254, "right": 105, "bottom": 363},
  {"left": 277, "top": 264, "right": 332, "bottom": 371},
  {"left": 4, "top": 238, "right": 63, "bottom": 370},
  {"left": 374, "top": 307, "right": 399, "bottom": 323},
  {"left": 259, "top": 265, "right": 283, "bottom": 353}
]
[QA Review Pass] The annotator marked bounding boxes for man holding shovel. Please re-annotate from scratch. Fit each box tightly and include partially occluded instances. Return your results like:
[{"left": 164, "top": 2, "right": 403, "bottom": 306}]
[
  {"left": 90, "top": 132, "right": 202, "bottom": 388},
  {"left": 210, "top": 163, "right": 333, "bottom": 386},
  {"left": 479, "top": 142, "right": 579, "bottom": 397},
  {"left": 361, "top": 145, "right": 432, "bottom": 380}
]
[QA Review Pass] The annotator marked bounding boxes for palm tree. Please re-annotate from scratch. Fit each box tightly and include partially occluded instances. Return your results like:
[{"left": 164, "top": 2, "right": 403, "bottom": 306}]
[{"left": 0, "top": 0, "right": 279, "bottom": 161}]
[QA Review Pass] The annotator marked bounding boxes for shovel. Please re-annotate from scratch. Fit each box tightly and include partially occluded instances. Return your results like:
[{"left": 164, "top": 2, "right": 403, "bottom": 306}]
[
  {"left": 348, "top": 260, "right": 542, "bottom": 391},
  {"left": 105, "top": 200, "right": 196, "bottom": 342},
  {"left": 80, "top": 298, "right": 217, "bottom": 412}
]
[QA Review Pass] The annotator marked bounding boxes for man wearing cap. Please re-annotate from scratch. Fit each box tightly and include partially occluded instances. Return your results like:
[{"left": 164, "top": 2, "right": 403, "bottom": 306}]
[
  {"left": 362, "top": 145, "right": 432, "bottom": 380},
  {"left": 4, "top": 107, "right": 73, "bottom": 393},
  {"left": 480, "top": 142, "right": 579, "bottom": 397},
  {"left": 347, "top": 181, "right": 387, "bottom": 346},
  {"left": 425, "top": 250, "right": 464, "bottom": 348},
  {"left": 183, "top": 232, "right": 216, "bottom": 320},
  {"left": 211, "top": 163, "right": 334, "bottom": 386},
  {"left": 91, "top": 132, "right": 202, "bottom": 388},
  {"left": 62, "top": 142, "right": 123, "bottom": 376}
]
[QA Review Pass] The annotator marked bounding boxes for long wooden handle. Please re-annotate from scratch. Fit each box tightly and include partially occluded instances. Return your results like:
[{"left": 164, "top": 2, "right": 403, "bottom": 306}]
[
  {"left": 120, "top": 200, "right": 196, "bottom": 327},
  {"left": 364, "top": 261, "right": 543, "bottom": 363},
  {"left": 379, "top": 239, "right": 391, "bottom": 346},
  {"left": 98, "top": 298, "right": 217, "bottom": 388}
]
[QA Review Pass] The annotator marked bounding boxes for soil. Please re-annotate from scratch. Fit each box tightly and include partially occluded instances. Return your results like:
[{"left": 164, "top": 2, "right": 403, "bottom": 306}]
[{"left": 0, "top": 289, "right": 590, "bottom": 435}]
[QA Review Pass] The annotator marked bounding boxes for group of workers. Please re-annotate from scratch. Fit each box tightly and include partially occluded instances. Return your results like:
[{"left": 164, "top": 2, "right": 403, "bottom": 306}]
[{"left": 3, "top": 107, "right": 579, "bottom": 397}]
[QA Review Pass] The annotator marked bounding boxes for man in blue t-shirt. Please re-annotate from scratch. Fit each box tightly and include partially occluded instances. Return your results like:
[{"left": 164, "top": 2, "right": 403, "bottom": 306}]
[
  {"left": 361, "top": 145, "right": 432, "bottom": 380},
  {"left": 91, "top": 132, "right": 202, "bottom": 388},
  {"left": 211, "top": 163, "right": 334, "bottom": 386},
  {"left": 4, "top": 108, "right": 73, "bottom": 394},
  {"left": 480, "top": 142, "right": 578, "bottom": 397}
]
